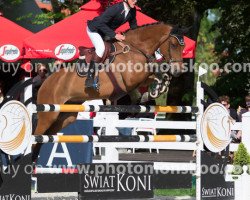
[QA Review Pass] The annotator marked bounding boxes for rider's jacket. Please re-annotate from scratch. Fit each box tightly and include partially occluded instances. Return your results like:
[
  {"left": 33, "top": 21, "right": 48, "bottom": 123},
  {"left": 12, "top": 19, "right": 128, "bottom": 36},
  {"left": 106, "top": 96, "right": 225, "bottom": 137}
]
[{"left": 87, "top": 2, "right": 137, "bottom": 38}]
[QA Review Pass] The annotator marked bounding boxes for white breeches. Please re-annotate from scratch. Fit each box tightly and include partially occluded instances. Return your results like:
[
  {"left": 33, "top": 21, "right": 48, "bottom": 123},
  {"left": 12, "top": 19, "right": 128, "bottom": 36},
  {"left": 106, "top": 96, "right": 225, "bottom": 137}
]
[{"left": 87, "top": 26, "right": 105, "bottom": 58}]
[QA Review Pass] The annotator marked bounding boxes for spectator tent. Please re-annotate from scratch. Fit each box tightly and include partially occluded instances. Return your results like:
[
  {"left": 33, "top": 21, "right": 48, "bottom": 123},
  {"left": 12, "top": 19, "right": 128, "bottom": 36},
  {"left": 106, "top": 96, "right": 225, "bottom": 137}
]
[{"left": 0, "top": 15, "right": 33, "bottom": 62}]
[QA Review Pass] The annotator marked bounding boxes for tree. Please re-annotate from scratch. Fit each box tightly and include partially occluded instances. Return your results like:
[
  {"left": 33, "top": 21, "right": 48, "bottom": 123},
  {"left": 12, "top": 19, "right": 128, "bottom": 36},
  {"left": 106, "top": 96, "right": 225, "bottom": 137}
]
[
  {"left": 233, "top": 143, "right": 250, "bottom": 175},
  {"left": 0, "top": 0, "right": 47, "bottom": 32},
  {"left": 211, "top": 1, "right": 250, "bottom": 107},
  {"left": 195, "top": 9, "right": 220, "bottom": 86},
  {"left": 0, "top": 0, "right": 87, "bottom": 26}
]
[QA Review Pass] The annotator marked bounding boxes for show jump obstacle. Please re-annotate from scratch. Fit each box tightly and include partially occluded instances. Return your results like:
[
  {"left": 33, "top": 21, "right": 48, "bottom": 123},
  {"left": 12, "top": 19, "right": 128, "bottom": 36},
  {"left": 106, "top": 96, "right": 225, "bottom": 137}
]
[
  {"left": 35, "top": 104, "right": 198, "bottom": 113},
  {"left": 0, "top": 78, "right": 249, "bottom": 200},
  {"left": 32, "top": 134, "right": 197, "bottom": 143}
]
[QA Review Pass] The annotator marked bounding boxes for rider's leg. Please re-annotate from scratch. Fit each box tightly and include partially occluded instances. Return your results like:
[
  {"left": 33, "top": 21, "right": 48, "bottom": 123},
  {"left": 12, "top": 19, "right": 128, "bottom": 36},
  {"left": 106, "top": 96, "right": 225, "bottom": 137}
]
[
  {"left": 85, "top": 53, "right": 102, "bottom": 87},
  {"left": 86, "top": 27, "right": 105, "bottom": 88}
]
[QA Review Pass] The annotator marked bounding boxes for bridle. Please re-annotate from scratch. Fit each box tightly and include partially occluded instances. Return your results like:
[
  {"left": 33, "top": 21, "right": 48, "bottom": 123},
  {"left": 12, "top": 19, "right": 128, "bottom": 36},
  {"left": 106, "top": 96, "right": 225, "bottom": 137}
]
[
  {"left": 157, "top": 33, "right": 185, "bottom": 64},
  {"left": 115, "top": 32, "right": 185, "bottom": 65},
  {"left": 121, "top": 33, "right": 185, "bottom": 64}
]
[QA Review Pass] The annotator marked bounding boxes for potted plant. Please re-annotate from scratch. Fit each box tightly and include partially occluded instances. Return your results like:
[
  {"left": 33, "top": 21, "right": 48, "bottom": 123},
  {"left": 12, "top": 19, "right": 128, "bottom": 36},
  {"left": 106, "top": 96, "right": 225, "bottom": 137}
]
[
  {"left": 225, "top": 143, "right": 250, "bottom": 200},
  {"left": 232, "top": 143, "right": 250, "bottom": 175}
]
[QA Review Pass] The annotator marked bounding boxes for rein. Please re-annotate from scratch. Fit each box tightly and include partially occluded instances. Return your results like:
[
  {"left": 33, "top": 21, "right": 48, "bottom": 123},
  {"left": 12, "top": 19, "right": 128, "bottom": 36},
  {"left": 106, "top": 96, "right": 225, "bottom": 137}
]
[{"left": 115, "top": 41, "right": 155, "bottom": 63}]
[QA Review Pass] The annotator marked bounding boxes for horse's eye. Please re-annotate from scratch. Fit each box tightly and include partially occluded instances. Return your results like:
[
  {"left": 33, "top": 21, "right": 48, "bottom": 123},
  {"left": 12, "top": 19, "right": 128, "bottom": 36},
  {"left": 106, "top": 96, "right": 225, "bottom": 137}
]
[{"left": 171, "top": 44, "right": 177, "bottom": 49}]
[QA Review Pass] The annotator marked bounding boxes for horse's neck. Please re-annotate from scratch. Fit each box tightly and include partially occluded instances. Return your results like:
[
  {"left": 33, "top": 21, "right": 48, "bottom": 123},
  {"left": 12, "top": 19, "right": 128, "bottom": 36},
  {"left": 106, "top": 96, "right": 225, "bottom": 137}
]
[{"left": 126, "top": 25, "right": 169, "bottom": 55}]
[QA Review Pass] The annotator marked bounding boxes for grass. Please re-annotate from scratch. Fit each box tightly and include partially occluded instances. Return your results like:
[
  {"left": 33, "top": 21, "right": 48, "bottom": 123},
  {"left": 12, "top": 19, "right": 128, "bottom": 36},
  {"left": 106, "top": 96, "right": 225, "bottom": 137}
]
[
  {"left": 155, "top": 93, "right": 167, "bottom": 105},
  {"left": 154, "top": 187, "right": 196, "bottom": 197}
]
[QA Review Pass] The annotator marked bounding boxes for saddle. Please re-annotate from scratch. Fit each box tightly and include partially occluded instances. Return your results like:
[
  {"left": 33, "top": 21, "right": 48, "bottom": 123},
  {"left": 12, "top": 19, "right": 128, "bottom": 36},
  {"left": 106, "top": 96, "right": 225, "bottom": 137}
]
[
  {"left": 78, "top": 42, "right": 116, "bottom": 64},
  {"left": 77, "top": 41, "right": 130, "bottom": 77}
]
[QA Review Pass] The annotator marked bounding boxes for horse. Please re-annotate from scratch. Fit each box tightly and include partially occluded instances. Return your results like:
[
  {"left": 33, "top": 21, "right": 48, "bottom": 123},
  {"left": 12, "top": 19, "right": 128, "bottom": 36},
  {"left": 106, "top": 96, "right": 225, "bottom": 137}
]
[{"left": 32, "top": 22, "right": 185, "bottom": 159}]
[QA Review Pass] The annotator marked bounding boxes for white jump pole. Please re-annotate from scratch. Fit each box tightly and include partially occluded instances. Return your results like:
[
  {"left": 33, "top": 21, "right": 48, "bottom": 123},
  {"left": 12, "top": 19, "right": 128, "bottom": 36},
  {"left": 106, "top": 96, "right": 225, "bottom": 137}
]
[
  {"left": 196, "top": 81, "right": 204, "bottom": 200},
  {"left": 24, "top": 77, "right": 33, "bottom": 155},
  {"left": 242, "top": 112, "right": 250, "bottom": 153},
  {"left": 99, "top": 112, "right": 119, "bottom": 162}
]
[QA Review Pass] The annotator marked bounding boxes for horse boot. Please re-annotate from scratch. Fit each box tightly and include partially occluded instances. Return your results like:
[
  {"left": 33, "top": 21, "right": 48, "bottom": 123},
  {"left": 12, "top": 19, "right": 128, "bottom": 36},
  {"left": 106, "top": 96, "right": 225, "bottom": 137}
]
[{"left": 85, "top": 53, "right": 102, "bottom": 89}]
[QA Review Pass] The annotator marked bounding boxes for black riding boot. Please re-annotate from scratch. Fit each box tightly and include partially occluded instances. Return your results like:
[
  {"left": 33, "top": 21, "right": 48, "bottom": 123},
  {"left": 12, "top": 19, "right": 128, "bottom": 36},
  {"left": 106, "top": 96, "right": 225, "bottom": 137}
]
[{"left": 85, "top": 60, "right": 96, "bottom": 88}]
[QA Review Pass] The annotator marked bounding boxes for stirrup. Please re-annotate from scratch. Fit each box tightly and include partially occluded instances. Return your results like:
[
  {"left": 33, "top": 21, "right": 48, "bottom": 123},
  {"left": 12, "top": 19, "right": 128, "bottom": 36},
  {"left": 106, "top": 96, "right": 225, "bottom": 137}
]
[
  {"left": 93, "top": 77, "right": 99, "bottom": 90},
  {"left": 85, "top": 77, "right": 99, "bottom": 90},
  {"left": 85, "top": 77, "right": 94, "bottom": 88}
]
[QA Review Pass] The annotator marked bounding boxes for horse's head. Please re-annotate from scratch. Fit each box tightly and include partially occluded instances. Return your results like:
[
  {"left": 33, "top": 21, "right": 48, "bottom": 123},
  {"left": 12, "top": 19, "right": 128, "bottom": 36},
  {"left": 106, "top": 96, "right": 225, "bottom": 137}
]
[{"left": 158, "top": 27, "right": 186, "bottom": 77}]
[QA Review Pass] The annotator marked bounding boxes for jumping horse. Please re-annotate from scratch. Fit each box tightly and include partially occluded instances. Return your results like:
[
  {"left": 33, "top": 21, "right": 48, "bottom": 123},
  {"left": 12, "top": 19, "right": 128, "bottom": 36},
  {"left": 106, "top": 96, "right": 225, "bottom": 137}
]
[{"left": 33, "top": 22, "right": 185, "bottom": 159}]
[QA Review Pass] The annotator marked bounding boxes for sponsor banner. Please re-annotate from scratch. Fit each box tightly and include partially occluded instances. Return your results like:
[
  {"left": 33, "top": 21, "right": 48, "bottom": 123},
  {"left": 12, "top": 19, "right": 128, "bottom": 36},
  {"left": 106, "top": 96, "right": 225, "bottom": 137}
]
[
  {"left": 201, "top": 151, "right": 234, "bottom": 200},
  {"left": 154, "top": 172, "right": 192, "bottom": 189},
  {"left": 201, "top": 103, "right": 232, "bottom": 152},
  {"left": 0, "top": 153, "right": 32, "bottom": 198},
  {"left": 0, "top": 45, "right": 21, "bottom": 61},
  {"left": 0, "top": 101, "right": 31, "bottom": 155},
  {"left": 79, "top": 163, "right": 154, "bottom": 199},
  {"left": 34, "top": 174, "right": 79, "bottom": 193},
  {"left": 54, "top": 44, "right": 76, "bottom": 60},
  {"left": 34, "top": 170, "right": 192, "bottom": 193}
]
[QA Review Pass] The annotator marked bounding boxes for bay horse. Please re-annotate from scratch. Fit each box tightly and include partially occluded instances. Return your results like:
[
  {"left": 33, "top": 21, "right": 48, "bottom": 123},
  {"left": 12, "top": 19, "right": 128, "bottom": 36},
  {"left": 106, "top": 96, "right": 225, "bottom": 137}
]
[{"left": 33, "top": 23, "right": 185, "bottom": 159}]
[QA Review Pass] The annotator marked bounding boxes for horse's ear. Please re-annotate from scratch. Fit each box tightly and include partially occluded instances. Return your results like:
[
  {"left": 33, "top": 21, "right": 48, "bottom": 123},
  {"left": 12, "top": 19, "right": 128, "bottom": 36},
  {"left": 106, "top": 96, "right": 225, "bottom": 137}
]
[
  {"left": 180, "top": 26, "right": 193, "bottom": 34},
  {"left": 171, "top": 25, "right": 182, "bottom": 35}
]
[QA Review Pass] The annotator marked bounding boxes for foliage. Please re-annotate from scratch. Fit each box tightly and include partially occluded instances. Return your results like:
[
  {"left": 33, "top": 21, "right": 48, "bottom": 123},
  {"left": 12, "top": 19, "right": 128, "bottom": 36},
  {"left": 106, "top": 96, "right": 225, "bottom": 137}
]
[
  {"left": 0, "top": 0, "right": 88, "bottom": 25},
  {"left": 33, "top": 12, "right": 60, "bottom": 26},
  {"left": 211, "top": 0, "right": 250, "bottom": 107},
  {"left": 15, "top": 12, "right": 55, "bottom": 26},
  {"left": 10, "top": 0, "right": 22, "bottom": 5},
  {"left": 0, "top": 0, "right": 22, "bottom": 9},
  {"left": 212, "top": 1, "right": 250, "bottom": 64},
  {"left": 213, "top": 71, "right": 249, "bottom": 108},
  {"left": 195, "top": 9, "right": 220, "bottom": 86},
  {"left": 34, "top": 0, "right": 86, "bottom": 24},
  {"left": 233, "top": 143, "right": 250, "bottom": 175},
  {"left": 137, "top": 0, "right": 196, "bottom": 26}
]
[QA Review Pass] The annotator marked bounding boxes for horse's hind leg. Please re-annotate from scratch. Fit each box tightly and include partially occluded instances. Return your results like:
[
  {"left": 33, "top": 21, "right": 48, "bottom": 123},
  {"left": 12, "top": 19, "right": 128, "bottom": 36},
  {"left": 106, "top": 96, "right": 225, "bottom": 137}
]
[
  {"left": 34, "top": 112, "right": 61, "bottom": 135},
  {"left": 32, "top": 112, "right": 61, "bottom": 162},
  {"left": 32, "top": 143, "right": 42, "bottom": 162},
  {"left": 44, "top": 112, "right": 78, "bottom": 135}
]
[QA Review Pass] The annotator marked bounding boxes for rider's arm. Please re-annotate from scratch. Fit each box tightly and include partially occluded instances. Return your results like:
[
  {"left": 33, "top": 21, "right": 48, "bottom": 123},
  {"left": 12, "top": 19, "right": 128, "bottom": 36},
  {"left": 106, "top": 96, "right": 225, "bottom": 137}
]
[
  {"left": 98, "top": 5, "right": 117, "bottom": 38},
  {"left": 129, "top": 8, "right": 137, "bottom": 29}
]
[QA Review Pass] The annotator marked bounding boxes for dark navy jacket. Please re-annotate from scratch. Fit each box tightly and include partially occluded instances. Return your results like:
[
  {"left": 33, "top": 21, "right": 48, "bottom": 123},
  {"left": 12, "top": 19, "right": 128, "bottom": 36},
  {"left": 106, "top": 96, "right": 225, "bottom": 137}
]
[{"left": 87, "top": 2, "right": 137, "bottom": 38}]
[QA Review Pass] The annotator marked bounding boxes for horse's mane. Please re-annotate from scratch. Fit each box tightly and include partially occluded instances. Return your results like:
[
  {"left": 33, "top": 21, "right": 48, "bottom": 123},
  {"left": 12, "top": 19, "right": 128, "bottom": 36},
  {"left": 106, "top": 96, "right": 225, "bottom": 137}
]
[
  {"left": 124, "top": 22, "right": 185, "bottom": 36},
  {"left": 124, "top": 22, "right": 166, "bottom": 34}
]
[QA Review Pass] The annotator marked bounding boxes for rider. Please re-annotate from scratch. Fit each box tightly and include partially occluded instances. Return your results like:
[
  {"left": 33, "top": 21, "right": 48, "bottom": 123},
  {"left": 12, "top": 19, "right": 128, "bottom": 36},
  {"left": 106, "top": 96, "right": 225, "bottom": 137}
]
[{"left": 85, "top": 0, "right": 138, "bottom": 88}]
